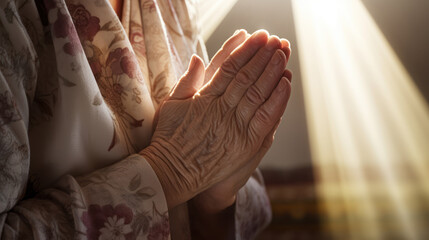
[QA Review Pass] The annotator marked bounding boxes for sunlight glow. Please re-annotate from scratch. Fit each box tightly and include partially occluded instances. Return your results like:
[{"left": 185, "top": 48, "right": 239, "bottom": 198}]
[
  {"left": 292, "top": 0, "right": 429, "bottom": 239},
  {"left": 196, "top": 0, "right": 239, "bottom": 41}
]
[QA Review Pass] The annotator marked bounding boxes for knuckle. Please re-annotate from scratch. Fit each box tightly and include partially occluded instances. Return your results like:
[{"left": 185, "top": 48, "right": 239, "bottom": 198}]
[
  {"left": 217, "top": 48, "right": 227, "bottom": 60},
  {"left": 245, "top": 85, "right": 266, "bottom": 106},
  {"left": 221, "top": 57, "right": 240, "bottom": 77},
  {"left": 221, "top": 41, "right": 232, "bottom": 52},
  {"left": 262, "top": 49, "right": 276, "bottom": 61},
  {"left": 235, "top": 70, "right": 252, "bottom": 87},
  {"left": 255, "top": 108, "right": 271, "bottom": 125},
  {"left": 265, "top": 69, "right": 276, "bottom": 79}
]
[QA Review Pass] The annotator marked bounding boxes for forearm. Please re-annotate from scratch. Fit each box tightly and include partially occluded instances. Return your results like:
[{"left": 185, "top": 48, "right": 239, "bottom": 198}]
[{"left": 1, "top": 154, "right": 170, "bottom": 239}]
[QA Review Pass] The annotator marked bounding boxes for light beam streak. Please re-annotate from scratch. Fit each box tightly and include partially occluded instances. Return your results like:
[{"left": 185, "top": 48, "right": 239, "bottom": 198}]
[{"left": 291, "top": 0, "right": 429, "bottom": 239}]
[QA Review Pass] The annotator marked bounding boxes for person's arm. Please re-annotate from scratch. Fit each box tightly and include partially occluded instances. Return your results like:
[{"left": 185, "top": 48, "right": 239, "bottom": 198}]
[
  {"left": 0, "top": 45, "right": 170, "bottom": 239},
  {"left": 0, "top": 2, "right": 171, "bottom": 238},
  {"left": 1, "top": 155, "right": 170, "bottom": 239},
  {"left": 0, "top": 60, "right": 170, "bottom": 239}
]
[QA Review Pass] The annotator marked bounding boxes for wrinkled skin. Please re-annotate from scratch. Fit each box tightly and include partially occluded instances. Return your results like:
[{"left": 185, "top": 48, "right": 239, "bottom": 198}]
[
  {"left": 195, "top": 31, "right": 292, "bottom": 213},
  {"left": 140, "top": 30, "right": 292, "bottom": 210}
]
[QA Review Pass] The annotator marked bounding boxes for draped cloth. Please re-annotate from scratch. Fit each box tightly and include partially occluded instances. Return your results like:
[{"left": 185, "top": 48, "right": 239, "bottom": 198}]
[{"left": 0, "top": 0, "right": 271, "bottom": 239}]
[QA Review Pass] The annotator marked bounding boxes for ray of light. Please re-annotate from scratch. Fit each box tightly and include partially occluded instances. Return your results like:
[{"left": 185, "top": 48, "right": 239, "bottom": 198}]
[
  {"left": 291, "top": 0, "right": 429, "bottom": 239},
  {"left": 196, "top": 0, "right": 239, "bottom": 41}
]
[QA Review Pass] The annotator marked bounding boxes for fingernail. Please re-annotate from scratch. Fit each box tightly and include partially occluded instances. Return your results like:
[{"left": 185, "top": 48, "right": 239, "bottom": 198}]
[
  {"left": 266, "top": 36, "right": 280, "bottom": 51},
  {"left": 252, "top": 29, "right": 269, "bottom": 39},
  {"left": 253, "top": 29, "right": 269, "bottom": 35},
  {"left": 189, "top": 55, "right": 197, "bottom": 71},
  {"left": 233, "top": 29, "right": 247, "bottom": 37},
  {"left": 273, "top": 50, "right": 284, "bottom": 65},
  {"left": 281, "top": 39, "right": 291, "bottom": 48}
]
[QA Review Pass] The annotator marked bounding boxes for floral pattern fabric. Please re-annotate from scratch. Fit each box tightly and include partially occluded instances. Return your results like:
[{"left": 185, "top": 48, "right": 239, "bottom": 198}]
[{"left": 0, "top": 0, "right": 271, "bottom": 239}]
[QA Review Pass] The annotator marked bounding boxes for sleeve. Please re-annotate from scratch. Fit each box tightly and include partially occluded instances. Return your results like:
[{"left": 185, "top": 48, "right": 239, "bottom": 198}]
[
  {"left": 234, "top": 169, "right": 272, "bottom": 239},
  {"left": 1, "top": 154, "right": 170, "bottom": 240},
  {"left": 0, "top": 2, "right": 170, "bottom": 240}
]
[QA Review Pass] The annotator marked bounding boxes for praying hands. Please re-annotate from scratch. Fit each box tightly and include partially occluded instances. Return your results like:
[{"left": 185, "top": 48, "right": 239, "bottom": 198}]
[
  {"left": 0, "top": 1, "right": 291, "bottom": 238},
  {"left": 141, "top": 30, "right": 292, "bottom": 239}
]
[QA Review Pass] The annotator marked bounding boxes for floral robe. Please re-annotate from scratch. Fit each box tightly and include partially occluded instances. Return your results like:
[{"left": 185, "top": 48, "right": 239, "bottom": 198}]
[{"left": 0, "top": 0, "right": 271, "bottom": 239}]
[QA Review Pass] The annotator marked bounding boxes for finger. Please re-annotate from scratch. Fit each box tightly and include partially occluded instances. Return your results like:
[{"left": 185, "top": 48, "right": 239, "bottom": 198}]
[
  {"left": 205, "top": 29, "right": 248, "bottom": 83},
  {"left": 281, "top": 38, "right": 290, "bottom": 48},
  {"left": 199, "top": 30, "right": 269, "bottom": 96},
  {"left": 236, "top": 49, "right": 287, "bottom": 123},
  {"left": 281, "top": 38, "right": 291, "bottom": 60},
  {"left": 258, "top": 118, "right": 281, "bottom": 155},
  {"left": 246, "top": 118, "right": 281, "bottom": 171},
  {"left": 244, "top": 118, "right": 281, "bottom": 176},
  {"left": 217, "top": 118, "right": 282, "bottom": 192},
  {"left": 169, "top": 55, "right": 205, "bottom": 100},
  {"left": 248, "top": 77, "right": 291, "bottom": 143},
  {"left": 284, "top": 69, "right": 293, "bottom": 83},
  {"left": 220, "top": 36, "right": 283, "bottom": 108}
]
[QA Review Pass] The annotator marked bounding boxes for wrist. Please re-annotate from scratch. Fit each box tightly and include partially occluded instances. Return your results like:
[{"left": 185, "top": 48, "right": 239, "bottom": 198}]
[{"left": 140, "top": 143, "right": 194, "bottom": 209}]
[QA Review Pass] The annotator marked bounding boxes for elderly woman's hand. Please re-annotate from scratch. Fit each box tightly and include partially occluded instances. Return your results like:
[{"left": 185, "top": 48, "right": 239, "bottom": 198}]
[
  {"left": 193, "top": 33, "right": 292, "bottom": 214},
  {"left": 140, "top": 30, "right": 292, "bottom": 209}
]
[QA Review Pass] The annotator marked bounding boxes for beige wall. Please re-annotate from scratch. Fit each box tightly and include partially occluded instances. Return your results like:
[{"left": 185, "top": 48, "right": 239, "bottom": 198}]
[{"left": 204, "top": 0, "right": 429, "bottom": 169}]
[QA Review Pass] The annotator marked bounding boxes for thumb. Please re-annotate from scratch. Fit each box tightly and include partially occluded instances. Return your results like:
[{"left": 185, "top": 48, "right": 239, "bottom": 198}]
[{"left": 170, "top": 55, "right": 205, "bottom": 100}]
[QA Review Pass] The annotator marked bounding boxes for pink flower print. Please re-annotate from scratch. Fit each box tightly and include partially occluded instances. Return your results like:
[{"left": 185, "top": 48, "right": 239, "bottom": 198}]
[
  {"left": 68, "top": 4, "right": 100, "bottom": 42},
  {"left": 99, "top": 215, "right": 133, "bottom": 240},
  {"left": 147, "top": 215, "right": 169, "bottom": 240},
  {"left": 82, "top": 204, "right": 134, "bottom": 240},
  {"left": 147, "top": 203, "right": 170, "bottom": 240},
  {"left": 52, "top": 8, "right": 82, "bottom": 56},
  {"left": 63, "top": 28, "right": 82, "bottom": 55},
  {"left": 53, "top": 9, "right": 73, "bottom": 38},
  {"left": 106, "top": 48, "right": 139, "bottom": 79}
]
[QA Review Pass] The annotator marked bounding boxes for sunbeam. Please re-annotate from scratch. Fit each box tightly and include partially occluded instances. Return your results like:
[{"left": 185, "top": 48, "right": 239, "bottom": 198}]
[{"left": 291, "top": 0, "right": 429, "bottom": 239}]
